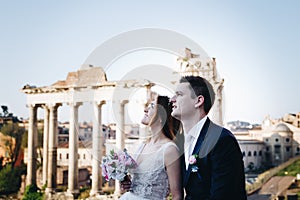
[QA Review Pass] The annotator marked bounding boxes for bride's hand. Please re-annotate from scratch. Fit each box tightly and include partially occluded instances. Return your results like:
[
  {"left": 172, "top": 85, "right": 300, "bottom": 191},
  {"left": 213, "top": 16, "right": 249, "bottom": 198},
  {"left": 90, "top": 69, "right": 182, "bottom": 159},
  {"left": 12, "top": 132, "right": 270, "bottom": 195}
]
[{"left": 120, "top": 175, "right": 131, "bottom": 192}]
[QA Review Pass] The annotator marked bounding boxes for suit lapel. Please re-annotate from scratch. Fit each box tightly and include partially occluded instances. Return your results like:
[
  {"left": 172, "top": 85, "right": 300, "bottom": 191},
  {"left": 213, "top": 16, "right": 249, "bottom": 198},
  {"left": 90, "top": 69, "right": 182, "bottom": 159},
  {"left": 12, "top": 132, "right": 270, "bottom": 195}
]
[
  {"left": 181, "top": 154, "right": 186, "bottom": 181},
  {"left": 183, "top": 118, "right": 211, "bottom": 186}
]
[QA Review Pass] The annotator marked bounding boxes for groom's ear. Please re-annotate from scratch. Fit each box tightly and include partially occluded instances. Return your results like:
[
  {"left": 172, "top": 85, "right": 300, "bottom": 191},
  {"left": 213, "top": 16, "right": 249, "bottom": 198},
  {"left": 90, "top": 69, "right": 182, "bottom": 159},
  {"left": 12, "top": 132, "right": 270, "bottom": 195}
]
[{"left": 195, "top": 95, "right": 204, "bottom": 108}]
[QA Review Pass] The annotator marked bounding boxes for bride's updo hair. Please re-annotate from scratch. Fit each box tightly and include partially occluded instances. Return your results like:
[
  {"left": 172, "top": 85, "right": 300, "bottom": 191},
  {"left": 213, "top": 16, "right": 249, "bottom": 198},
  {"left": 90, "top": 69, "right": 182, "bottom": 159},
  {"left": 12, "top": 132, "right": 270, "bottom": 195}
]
[{"left": 154, "top": 96, "right": 181, "bottom": 140}]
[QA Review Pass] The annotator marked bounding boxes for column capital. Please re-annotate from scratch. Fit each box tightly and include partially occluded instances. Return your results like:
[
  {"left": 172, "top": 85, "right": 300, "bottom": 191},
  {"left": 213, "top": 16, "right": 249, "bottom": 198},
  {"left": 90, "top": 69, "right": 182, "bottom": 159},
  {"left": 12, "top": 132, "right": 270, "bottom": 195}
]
[
  {"left": 94, "top": 100, "right": 106, "bottom": 107},
  {"left": 121, "top": 99, "right": 129, "bottom": 106},
  {"left": 67, "top": 102, "right": 83, "bottom": 107},
  {"left": 26, "top": 103, "right": 40, "bottom": 109},
  {"left": 41, "top": 104, "right": 50, "bottom": 110},
  {"left": 112, "top": 99, "right": 129, "bottom": 105},
  {"left": 47, "top": 103, "right": 62, "bottom": 109}
]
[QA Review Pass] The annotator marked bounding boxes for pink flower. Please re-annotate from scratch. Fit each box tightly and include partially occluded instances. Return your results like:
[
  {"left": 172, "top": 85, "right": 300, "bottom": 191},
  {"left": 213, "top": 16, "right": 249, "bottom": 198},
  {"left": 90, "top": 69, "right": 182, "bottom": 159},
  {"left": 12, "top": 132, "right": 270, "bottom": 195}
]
[
  {"left": 189, "top": 155, "right": 197, "bottom": 165},
  {"left": 102, "top": 164, "right": 110, "bottom": 181}
]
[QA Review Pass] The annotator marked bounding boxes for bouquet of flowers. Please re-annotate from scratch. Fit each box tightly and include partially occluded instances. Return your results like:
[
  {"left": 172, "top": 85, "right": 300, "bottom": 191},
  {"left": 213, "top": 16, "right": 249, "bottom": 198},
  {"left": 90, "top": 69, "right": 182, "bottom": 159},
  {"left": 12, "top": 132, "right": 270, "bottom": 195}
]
[{"left": 101, "top": 148, "right": 137, "bottom": 181}]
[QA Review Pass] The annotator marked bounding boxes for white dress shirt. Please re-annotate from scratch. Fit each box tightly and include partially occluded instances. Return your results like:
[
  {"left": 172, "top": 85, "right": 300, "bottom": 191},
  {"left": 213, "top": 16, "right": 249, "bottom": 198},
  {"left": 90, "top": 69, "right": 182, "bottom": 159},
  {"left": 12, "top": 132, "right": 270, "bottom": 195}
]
[{"left": 184, "top": 116, "right": 207, "bottom": 169}]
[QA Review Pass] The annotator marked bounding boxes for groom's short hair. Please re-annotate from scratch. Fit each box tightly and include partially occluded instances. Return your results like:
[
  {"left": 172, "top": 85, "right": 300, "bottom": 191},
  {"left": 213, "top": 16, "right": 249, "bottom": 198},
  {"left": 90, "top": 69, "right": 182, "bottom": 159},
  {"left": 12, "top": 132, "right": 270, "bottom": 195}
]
[{"left": 180, "top": 76, "right": 215, "bottom": 114}]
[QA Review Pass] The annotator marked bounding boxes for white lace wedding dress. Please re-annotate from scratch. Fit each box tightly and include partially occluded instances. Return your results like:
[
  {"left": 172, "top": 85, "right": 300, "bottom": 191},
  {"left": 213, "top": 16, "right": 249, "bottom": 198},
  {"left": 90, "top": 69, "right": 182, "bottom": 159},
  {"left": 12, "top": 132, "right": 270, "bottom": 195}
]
[{"left": 119, "top": 142, "right": 177, "bottom": 200}]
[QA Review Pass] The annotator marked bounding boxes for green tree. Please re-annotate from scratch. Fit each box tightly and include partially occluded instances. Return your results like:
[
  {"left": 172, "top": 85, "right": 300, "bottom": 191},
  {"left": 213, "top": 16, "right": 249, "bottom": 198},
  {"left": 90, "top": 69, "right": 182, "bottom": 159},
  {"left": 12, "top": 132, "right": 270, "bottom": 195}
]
[
  {"left": 0, "top": 164, "right": 26, "bottom": 195},
  {"left": 1, "top": 105, "right": 8, "bottom": 117},
  {"left": 22, "top": 184, "right": 43, "bottom": 200},
  {"left": 0, "top": 123, "right": 25, "bottom": 168},
  {"left": 247, "top": 162, "right": 255, "bottom": 172}
]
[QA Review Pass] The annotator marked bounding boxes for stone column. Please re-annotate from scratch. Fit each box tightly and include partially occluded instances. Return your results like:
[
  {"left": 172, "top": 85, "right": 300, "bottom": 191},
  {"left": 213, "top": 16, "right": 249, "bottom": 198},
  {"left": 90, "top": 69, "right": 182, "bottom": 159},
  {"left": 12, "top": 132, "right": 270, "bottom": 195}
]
[
  {"left": 42, "top": 105, "right": 49, "bottom": 186},
  {"left": 90, "top": 101, "right": 105, "bottom": 197},
  {"left": 114, "top": 100, "right": 128, "bottom": 196},
  {"left": 46, "top": 103, "right": 59, "bottom": 195},
  {"left": 66, "top": 102, "right": 81, "bottom": 198},
  {"left": 210, "top": 79, "right": 224, "bottom": 126},
  {"left": 26, "top": 104, "right": 38, "bottom": 186},
  {"left": 116, "top": 100, "right": 128, "bottom": 150},
  {"left": 139, "top": 87, "right": 151, "bottom": 141},
  {"left": 216, "top": 80, "right": 224, "bottom": 126}
]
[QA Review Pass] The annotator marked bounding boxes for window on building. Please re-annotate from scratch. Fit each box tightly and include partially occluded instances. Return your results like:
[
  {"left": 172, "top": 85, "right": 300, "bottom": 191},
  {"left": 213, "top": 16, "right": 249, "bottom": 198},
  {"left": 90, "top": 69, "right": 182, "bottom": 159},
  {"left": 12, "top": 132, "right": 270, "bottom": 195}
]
[
  {"left": 254, "top": 151, "right": 257, "bottom": 156},
  {"left": 66, "top": 153, "right": 69, "bottom": 159},
  {"left": 59, "top": 153, "right": 62, "bottom": 160},
  {"left": 275, "top": 138, "right": 279, "bottom": 142},
  {"left": 286, "top": 147, "right": 290, "bottom": 152},
  {"left": 266, "top": 147, "right": 269, "bottom": 151},
  {"left": 78, "top": 154, "right": 80, "bottom": 159},
  {"left": 248, "top": 151, "right": 252, "bottom": 156},
  {"left": 259, "top": 151, "right": 262, "bottom": 156},
  {"left": 274, "top": 145, "right": 281, "bottom": 154},
  {"left": 297, "top": 147, "right": 300, "bottom": 152},
  {"left": 286, "top": 138, "right": 290, "bottom": 143},
  {"left": 83, "top": 154, "right": 86, "bottom": 159},
  {"left": 266, "top": 138, "right": 269, "bottom": 142},
  {"left": 242, "top": 151, "right": 245, "bottom": 157}
]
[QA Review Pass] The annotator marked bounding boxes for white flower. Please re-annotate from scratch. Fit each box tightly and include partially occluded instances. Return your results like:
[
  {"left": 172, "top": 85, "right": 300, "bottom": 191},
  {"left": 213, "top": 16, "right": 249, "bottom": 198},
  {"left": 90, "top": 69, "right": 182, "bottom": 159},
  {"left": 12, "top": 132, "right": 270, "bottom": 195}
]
[{"left": 101, "top": 148, "right": 137, "bottom": 181}]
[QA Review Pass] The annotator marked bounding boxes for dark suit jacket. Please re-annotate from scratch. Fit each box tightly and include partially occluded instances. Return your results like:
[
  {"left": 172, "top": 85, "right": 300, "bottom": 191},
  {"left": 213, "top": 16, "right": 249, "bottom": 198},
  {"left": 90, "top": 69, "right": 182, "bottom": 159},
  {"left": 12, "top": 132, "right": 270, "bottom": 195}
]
[{"left": 182, "top": 118, "right": 247, "bottom": 200}]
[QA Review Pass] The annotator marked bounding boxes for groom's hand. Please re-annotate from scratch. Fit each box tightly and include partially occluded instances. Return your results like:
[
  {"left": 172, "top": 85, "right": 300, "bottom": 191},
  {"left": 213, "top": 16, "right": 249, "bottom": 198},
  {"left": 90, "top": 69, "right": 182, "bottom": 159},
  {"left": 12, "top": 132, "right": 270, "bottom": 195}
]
[{"left": 120, "top": 175, "right": 131, "bottom": 192}]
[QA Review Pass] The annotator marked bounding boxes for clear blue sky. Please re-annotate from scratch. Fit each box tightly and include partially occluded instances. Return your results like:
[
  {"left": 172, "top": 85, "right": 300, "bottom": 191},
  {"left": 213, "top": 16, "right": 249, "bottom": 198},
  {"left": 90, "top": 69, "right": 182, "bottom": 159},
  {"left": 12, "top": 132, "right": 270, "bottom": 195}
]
[{"left": 0, "top": 0, "right": 299, "bottom": 124}]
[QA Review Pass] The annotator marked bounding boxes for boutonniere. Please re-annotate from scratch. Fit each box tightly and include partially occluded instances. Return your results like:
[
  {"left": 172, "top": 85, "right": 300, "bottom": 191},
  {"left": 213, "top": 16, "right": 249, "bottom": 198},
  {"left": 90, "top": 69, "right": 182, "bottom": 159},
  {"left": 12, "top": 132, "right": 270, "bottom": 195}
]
[{"left": 188, "top": 154, "right": 199, "bottom": 172}]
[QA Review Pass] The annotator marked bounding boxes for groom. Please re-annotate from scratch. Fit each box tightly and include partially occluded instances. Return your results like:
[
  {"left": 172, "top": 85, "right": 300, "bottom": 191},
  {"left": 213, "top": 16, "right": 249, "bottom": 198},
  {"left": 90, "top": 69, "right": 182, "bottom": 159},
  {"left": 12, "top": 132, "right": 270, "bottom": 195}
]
[{"left": 171, "top": 76, "right": 247, "bottom": 200}]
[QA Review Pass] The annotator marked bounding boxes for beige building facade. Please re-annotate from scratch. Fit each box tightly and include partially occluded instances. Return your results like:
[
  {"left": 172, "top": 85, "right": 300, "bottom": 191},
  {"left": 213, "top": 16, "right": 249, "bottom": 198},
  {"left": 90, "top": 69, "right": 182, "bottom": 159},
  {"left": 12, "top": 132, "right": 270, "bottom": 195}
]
[{"left": 234, "top": 113, "right": 300, "bottom": 170}]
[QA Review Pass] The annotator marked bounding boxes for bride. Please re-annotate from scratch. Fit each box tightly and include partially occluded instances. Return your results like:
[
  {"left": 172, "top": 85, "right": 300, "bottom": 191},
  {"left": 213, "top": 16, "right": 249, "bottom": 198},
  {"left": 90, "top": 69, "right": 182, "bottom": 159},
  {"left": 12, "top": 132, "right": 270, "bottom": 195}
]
[{"left": 119, "top": 95, "right": 183, "bottom": 200}]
